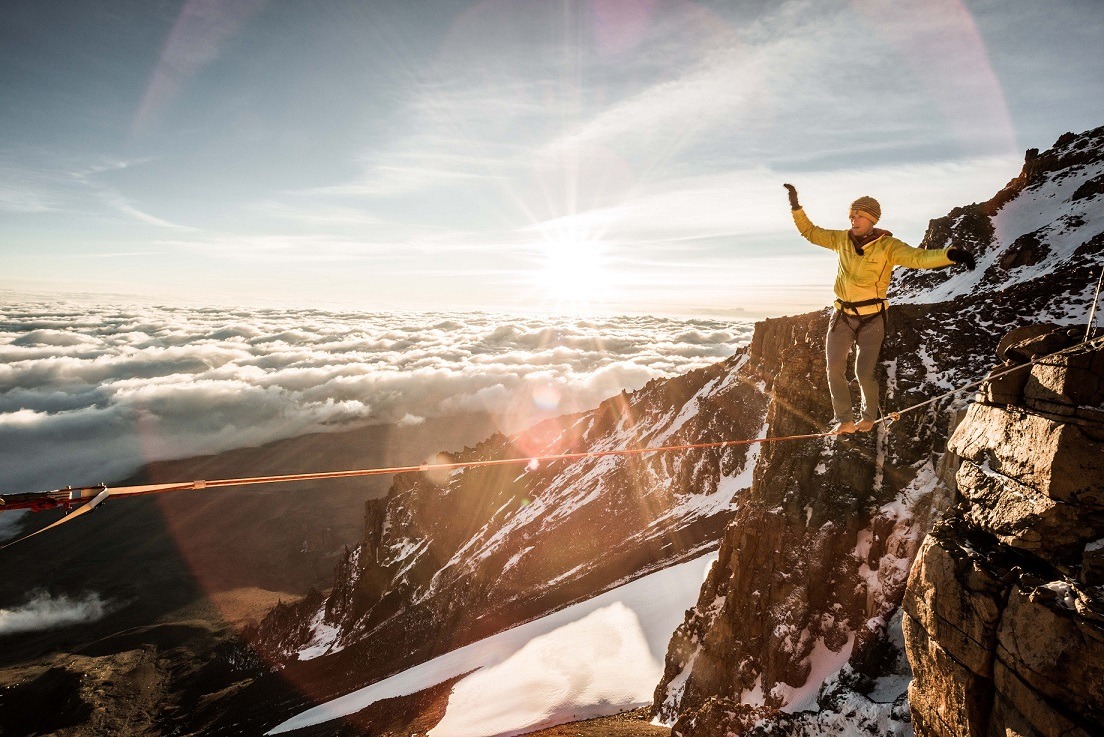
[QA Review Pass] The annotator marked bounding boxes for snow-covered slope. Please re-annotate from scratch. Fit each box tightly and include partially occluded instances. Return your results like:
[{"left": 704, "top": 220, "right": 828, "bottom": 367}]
[
  {"left": 895, "top": 126, "right": 1104, "bottom": 321},
  {"left": 268, "top": 553, "right": 714, "bottom": 736}
]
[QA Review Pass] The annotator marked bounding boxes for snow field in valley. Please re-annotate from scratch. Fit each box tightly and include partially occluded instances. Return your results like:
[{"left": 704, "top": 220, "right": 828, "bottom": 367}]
[{"left": 267, "top": 553, "right": 716, "bottom": 736}]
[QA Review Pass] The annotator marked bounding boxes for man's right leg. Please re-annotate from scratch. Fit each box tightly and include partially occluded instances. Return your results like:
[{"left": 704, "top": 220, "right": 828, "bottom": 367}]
[
  {"left": 853, "top": 311, "right": 887, "bottom": 431},
  {"left": 825, "top": 312, "right": 856, "bottom": 431}
]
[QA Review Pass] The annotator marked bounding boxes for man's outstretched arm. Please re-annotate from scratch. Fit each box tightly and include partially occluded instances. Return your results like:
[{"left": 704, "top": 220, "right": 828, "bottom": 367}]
[
  {"left": 888, "top": 240, "right": 975, "bottom": 270},
  {"left": 784, "top": 183, "right": 835, "bottom": 250}
]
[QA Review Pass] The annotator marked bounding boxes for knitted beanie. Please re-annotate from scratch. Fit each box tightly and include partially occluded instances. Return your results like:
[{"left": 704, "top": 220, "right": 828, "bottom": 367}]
[{"left": 849, "top": 196, "right": 881, "bottom": 224}]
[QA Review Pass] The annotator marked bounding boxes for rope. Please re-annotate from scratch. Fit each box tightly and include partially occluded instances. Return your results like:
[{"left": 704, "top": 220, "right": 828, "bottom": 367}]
[
  {"left": 1087, "top": 263, "right": 1104, "bottom": 341},
  {"left": 72, "top": 431, "right": 841, "bottom": 498},
  {"left": 0, "top": 432, "right": 831, "bottom": 550},
  {"left": 878, "top": 333, "right": 1104, "bottom": 426}
]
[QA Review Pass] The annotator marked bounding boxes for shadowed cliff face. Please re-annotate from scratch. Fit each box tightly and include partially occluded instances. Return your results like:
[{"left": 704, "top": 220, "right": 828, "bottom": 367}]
[{"left": 655, "top": 125, "right": 1104, "bottom": 737}]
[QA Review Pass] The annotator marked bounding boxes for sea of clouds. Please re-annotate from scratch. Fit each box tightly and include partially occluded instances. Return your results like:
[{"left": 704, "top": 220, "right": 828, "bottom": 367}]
[{"left": 0, "top": 299, "right": 753, "bottom": 501}]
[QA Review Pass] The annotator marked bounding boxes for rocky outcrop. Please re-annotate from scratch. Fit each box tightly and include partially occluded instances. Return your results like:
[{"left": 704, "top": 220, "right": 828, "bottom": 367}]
[
  {"left": 898, "top": 125, "right": 1104, "bottom": 303},
  {"left": 651, "top": 304, "right": 973, "bottom": 737},
  {"left": 903, "top": 328, "right": 1104, "bottom": 737}
]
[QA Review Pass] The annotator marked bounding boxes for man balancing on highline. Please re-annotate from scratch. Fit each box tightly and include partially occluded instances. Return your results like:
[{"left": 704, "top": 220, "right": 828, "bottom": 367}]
[{"left": 783, "top": 183, "right": 976, "bottom": 434}]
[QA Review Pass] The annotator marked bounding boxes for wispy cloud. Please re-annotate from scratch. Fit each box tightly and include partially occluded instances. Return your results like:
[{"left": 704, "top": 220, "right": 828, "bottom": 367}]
[
  {"left": 157, "top": 234, "right": 389, "bottom": 262},
  {"left": 0, "top": 158, "right": 71, "bottom": 214},
  {"left": 70, "top": 158, "right": 197, "bottom": 231},
  {"left": 71, "top": 251, "right": 167, "bottom": 259},
  {"left": 0, "top": 154, "right": 200, "bottom": 229},
  {"left": 594, "top": 155, "right": 1022, "bottom": 246},
  {"left": 0, "top": 590, "right": 112, "bottom": 635},
  {"left": 103, "top": 192, "right": 195, "bottom": 229},
  {"left": 2, "top": 0, "right": 1061, "bottom": 317},
  {"left": 265, "top": 0, "right": 1019, "bottom": 262},
  {"left": 0, "top": 184, "right": 54, "bottom": 214},
  {"left": 249, "top": 201, "right": 387, "bottom": 227},
  {"left": 539, "top": 42, "right": 771, "bottom": 171}
]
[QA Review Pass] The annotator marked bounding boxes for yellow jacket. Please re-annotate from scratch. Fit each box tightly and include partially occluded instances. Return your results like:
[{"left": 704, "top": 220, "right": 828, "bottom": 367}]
[{"left": 792, "top": 208, "right": 954, "bottom": 315}]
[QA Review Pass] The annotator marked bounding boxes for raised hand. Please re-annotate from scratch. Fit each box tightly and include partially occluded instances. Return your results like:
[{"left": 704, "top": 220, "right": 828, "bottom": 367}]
[
  {"left": 947, "top": 247, "right": 976, "bottom": 271},
  {"left": 783, "top": 183, "right": 800, "bottom": 210}
]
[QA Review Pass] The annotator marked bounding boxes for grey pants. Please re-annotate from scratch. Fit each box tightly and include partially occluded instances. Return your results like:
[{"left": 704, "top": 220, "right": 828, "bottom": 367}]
[{"left": 825, "top": 309, "right": 886, "bottom": 423}]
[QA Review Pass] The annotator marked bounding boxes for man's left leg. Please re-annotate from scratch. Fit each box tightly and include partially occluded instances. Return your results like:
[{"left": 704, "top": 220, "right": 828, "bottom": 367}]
[{"left": 853, "top": 313, "right": 886, "bottom": 432}]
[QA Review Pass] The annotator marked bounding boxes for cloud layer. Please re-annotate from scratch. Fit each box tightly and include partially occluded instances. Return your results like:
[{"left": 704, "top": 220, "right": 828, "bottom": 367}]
[
  {"left": 0, "top": 299, "right": 752, "bottom": 496},
  {"left": 0, "top": 589, "right": 110, "bottom": 635}
]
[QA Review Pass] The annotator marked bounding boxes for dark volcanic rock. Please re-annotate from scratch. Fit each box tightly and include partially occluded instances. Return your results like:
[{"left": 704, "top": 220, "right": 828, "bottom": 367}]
[
  {"left": 999, "top": 229, "right": 1050, "bottom": 269},
  {"left": 655, "top": 302, "right": 977, "bottom": 737}
]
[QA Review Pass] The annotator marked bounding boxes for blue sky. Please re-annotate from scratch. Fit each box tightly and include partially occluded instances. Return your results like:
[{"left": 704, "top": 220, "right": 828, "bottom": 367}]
[{"left": 2, "top": 0, "right": 1102, "bottom": 317}]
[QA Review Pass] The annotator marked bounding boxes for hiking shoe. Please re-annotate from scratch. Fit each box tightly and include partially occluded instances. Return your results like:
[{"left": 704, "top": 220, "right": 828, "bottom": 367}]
[
  {"left": 829, "top": 420, "right": 856, "bottom": 434},
  {"left": 855, "top": 419, "right": 875, "bottom": 432}
]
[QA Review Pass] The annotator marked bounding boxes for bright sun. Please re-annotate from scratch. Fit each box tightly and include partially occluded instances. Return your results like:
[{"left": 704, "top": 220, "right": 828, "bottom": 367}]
[{"left": 534, "top": 233, "right": 611, "bottom": 308}]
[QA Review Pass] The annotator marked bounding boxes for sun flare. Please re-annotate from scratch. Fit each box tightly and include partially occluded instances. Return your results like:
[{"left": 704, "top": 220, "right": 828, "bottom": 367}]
[{"left": 532, "top": 232, "right": 612, "bottom": 308}]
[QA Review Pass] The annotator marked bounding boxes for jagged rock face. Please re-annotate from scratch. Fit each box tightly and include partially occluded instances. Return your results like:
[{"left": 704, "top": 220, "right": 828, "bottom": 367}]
[
  {"left": 654, "top": 125, "right": 1104, "bottom": 736},
  {"left": 239, "top": 349, "right": 771, "bottom": 709},
  {"left": 903, "top": 331, "right": 1104, "bottom": 737},
  {"left": 653, "top": 304, "right": 970, "bottom": 737}
]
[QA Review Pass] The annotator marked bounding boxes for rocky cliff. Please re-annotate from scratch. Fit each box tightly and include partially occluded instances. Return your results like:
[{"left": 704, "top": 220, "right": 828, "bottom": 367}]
[
  {"left": 903, "top": 328, "right": 1104, "bottom": 736},
  {"left": 653, "top": 125, "right": 1104, "bottom": 736}
]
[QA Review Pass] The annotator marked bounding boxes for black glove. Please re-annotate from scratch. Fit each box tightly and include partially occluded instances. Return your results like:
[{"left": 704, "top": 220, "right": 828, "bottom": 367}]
[
  {"left": 783, "top": 183, "right": 800, "bottom": 210},
  {"left": 947, "top": 247, "right": 976, "bottom": 270}
]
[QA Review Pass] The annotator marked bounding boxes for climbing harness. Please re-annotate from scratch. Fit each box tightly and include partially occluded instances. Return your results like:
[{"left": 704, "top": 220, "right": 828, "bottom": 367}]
[
  {"left": 831, "top": 303, "right": 887, "bottom": 335},
  {"left": 3, "top": 333, "right": 1103, "bottom": 550},
  {"left": 834, "top": 297, "right": 887, "bottom": 315}
]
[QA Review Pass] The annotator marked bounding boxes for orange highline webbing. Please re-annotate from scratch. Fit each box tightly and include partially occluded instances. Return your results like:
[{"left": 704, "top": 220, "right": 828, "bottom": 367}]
[
  {"left": 102, "top": 430, "right": 833, "bottom": 499},
  {"left": 177, "top": 333, "right": 1104, "bottom": 493},
  {"left": 0, "top": 431, "right": 831, "bottom": 550},
  {"left": 6, "top": 333, "right": 1100, "bottom": 551}
]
